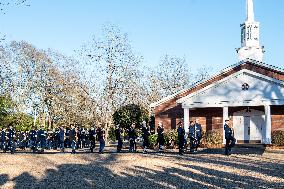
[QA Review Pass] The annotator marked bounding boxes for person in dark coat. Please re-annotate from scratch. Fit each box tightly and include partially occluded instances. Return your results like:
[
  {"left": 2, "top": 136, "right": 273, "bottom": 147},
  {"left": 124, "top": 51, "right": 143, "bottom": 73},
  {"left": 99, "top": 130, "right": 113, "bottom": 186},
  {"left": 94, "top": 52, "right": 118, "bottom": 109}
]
[
  {"left": 195, "top": 119, "right": 203, "bottom": 151},
  {"left": 29, "top": 127, "right": 37, "bottom": 152},
  {"left": 89, "top": 126, "right": 96, "bottom": 153},
  {"left": 141, "top": 121, "right": 150, "bottom": 153},
  {"left": 37, "top": 126, "right": 47, "bottom": 153},
  {"left": 97, "top": 125, "right": 105, "bottom": 154},
  {"left": 115, "top": 125, "right": 123, "bottom": 153},
  {"left": 58, "top": 126, "right": 65, "bottom": 152},
  {"left": 0, "top": 128, "right": 7, "bottom": 152},
  {"left": 224, "top": 119, "right": 236, "bottom": 155},
  {"left": 69, "top": 125, "right": 77, "bottom": 154},
  {"left": 7, "top": 126, "right": 16, "bottom": 154},
  {"left": 188, "top": 121, "right": 197, "bottom": 153},
  {"left": 128, "top": 123, "right": 137, "bottom": 152},
  {"left": 177, "top": 122, "right": 185, "bottom": 155},
  {"left": 157, "top": 122, "right": 165, "bottom": 153},
  {"left": 18, "top": 131, "right": 27, "bottom": 150}
]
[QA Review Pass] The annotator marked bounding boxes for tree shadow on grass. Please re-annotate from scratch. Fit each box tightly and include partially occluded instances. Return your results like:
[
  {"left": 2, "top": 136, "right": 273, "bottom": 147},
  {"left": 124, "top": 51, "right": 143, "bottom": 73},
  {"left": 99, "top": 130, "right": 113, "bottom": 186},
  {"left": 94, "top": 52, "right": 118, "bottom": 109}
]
[
  {"left": 1, "top": 151, "right": 283, "bottom": 189},
  {"left": 0, "top": 174, "right": 8, "bottom": 186}
]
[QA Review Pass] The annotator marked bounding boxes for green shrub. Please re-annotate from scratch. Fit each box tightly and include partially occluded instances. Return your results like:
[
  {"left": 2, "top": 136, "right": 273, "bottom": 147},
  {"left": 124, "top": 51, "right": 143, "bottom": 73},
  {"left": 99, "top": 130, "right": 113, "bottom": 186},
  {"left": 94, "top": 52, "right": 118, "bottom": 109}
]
[
  {"left": 165, "top": 129, "right": 178, "bottom": 148},
  {"left": 149, "top": 133, "right": 158, "bottom": 148},
  {"left": 272, "top": 130, "right": 284, "bottom": 146},
  {"left": 204, "top": 130, "right": 222, "bottom": 145},
  {"left": 108, "top": 126, "right": 117, "bottom": 142},
  {"left": 112, "top": 104, "right": 149, "bottom": 129}
]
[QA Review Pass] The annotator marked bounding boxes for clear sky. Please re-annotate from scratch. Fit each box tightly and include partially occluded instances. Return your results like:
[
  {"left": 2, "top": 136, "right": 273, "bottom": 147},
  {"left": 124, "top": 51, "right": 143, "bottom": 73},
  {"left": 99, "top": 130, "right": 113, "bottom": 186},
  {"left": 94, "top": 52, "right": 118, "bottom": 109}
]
[{"left": 0, "top": 0, "right": 283, "bottom": 72}]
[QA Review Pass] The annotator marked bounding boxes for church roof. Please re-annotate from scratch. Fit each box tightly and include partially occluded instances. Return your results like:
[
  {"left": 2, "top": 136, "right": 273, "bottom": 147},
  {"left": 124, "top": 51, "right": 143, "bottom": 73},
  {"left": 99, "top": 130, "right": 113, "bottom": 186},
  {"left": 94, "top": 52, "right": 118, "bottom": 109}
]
[{"left": 150, "top": 59, "right": 284, "bottom": 108}]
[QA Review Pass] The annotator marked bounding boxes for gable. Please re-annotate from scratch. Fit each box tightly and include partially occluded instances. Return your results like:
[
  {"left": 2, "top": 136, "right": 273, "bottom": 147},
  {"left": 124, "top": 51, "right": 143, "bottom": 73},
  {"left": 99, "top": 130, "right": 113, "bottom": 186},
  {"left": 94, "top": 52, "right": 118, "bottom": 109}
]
[
  {"left": 177, "top": 69, "right": 284, "bottom": 108},
  {"left": 151, "top": 60, "right": 284, "bottom": 111}
]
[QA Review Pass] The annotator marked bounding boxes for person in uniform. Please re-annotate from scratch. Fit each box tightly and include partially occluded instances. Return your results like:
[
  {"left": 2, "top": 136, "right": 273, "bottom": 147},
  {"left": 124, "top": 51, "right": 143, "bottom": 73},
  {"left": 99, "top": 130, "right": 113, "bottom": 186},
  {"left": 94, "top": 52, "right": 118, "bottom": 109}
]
[
  {"left": 195, "top": 119, "right": 203, "bottom": 151},
  {"left": 29, "top": 127, "right": 37, "bottom": 152},
  {"left": 77, "top": 127, "right": 82, "bottom": 149},
  {"left": 7, "top": 126, "right": 16, "bottom": 154},
  {"left": 37, "top": 126, "right": 47, "bottom": 153},
  {"left": 65, "top": 127, "right": 70, "bottom": 148},
  {"left": 69, "top": 124, "right": 77, "bottom": 154},
  {"left": 0, "top": 128, "right": 7, "bottom": 152},
  {"left": 89, "top": 125, "right": 96, "bottom": 153},
  {"left": 141, "top": 121, "right": 150, "bottom": 154},
  {"left": 18, "top": 131, "right": 27, "bottom": 150},
  {"left": 128, "top": 123, "right": 137, "bottom": 152},
  {"left": 97, "top": 125, "right": 105, "bottom": 154},
  {"left": 46, "top": 131, "right": 53, "bottom": 150},
  {"left": 157, "top": 122, "right": 165, "bottom": 153},
  {"left": 115, "top": 125, "right": 123, "bottom": 153},
  {"left": 177, "top": 122, "right": 185, "bottom": 155},
  {"left": 189, "top": 121, "right": 197, "bottom": 153},
  {"left": 224, "top": 119, "right": 236, "bottom": 155},
  {"left": 58, "top": 126, "right": 65, "bottom": 152}
]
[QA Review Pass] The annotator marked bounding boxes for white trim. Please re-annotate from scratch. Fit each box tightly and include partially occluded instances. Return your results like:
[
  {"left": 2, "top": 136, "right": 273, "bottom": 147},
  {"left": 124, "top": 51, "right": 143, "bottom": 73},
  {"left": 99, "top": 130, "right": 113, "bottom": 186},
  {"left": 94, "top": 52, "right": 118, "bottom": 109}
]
[
  {"left": 264, "top": 105, "right": 272, "bottom": 144},
  {"left": 182, "top": 99, "right": 284, "bottom": 109},
  {"left": 177, "top": 69, "right": 284, "bottom": 106},
  {"left": 150, "top": 59, "right": 284, "bottom": 108}
]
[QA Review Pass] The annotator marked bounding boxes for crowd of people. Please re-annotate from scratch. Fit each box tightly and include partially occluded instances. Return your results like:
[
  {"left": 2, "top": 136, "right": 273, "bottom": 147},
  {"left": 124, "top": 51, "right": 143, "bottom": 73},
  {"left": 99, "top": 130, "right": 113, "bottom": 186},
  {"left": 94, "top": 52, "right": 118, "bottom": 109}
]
[{"left": 0, "top": 119, "right": 236, "bottom": 155}]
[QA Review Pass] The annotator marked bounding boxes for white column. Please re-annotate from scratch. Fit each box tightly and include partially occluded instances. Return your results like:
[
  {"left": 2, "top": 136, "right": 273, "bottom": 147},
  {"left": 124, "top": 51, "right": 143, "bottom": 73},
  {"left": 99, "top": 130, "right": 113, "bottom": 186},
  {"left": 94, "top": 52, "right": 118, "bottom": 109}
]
[
  {"left": 223, "top": 106, "right": 229, "bottom": 144},
  {"left": 184, "top": 108, "right": 190, "bottom": 135},
  {"left": 264, "top": 105, "right": 272, "bottom": 144}
]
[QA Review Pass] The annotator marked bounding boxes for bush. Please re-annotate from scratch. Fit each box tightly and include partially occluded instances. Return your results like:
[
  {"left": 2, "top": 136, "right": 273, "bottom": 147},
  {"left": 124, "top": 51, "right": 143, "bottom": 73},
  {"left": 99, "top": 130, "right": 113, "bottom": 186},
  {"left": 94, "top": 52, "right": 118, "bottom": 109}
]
[
  {"left": 204, "top": 130, "right": 222, "bottom": 145},
  {"left": 108, "top": 126, "right": 117, "bottom": 142},
  {"left": 112, "top": 104, "right": 149, "bottom": 129},
  {"left": 272, "top": 130, "right": 284, "bottom": 146},
  {"left": 149, "top": 133, "right": 158, "bottom": 148},
  {"left": 164, "top": 129, "right": 178, "bottom": 148}
]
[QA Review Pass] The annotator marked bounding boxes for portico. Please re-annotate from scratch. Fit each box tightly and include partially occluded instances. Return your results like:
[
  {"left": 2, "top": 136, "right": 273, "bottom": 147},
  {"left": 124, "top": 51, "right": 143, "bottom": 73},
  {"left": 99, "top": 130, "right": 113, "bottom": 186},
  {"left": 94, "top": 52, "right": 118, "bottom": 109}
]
[{"left": 177, "top": 69, "right": 284, "bottom": 144}]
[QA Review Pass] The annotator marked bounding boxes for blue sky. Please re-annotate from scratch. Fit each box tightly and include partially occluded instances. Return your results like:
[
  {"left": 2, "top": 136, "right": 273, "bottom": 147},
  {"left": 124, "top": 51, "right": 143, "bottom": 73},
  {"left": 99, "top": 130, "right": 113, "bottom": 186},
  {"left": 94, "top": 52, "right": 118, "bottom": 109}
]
[{"left": 0, "top": 0, "right": 283, "bottom": 73}]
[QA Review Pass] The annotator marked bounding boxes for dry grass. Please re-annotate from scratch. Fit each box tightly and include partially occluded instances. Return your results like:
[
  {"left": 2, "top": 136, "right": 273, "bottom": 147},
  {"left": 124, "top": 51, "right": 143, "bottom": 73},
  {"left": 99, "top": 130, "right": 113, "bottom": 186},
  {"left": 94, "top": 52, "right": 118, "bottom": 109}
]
[{"left": 0, "top": 147, "right": 283, "bottom": 189}]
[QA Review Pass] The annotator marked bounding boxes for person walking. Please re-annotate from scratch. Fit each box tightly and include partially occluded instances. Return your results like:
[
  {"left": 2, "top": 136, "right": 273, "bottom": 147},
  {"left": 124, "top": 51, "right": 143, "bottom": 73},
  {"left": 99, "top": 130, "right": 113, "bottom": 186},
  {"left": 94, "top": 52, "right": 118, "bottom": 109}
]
[
  {"left": 157, "top": 122, "right": 165, "bottom": 153},
  {"left": 89, "top": 126, "right": 96, "bottom": 153},
  {"left": 97, "top": 125, "right": 105, "bottom": 154},
  {"left": 177, "top": 122, "right": 185, "bottom": 155},
  {"left": 195, "top": 119, "right": 203, "bottom": 151},
  {"left": 189, "top": 121, "right": 197, "bottom": 153},
  {"left": 141, "top": 121, "right": 150, "bottom": 154},
  {"left": 115, "top": 125, "right": 123, "bottom": 153},
  {"left": 128, "top": 123, "right": 137, "bottom": 152},
  {"left": 224, "top": 119, "right": 236, "bottom": 155}
]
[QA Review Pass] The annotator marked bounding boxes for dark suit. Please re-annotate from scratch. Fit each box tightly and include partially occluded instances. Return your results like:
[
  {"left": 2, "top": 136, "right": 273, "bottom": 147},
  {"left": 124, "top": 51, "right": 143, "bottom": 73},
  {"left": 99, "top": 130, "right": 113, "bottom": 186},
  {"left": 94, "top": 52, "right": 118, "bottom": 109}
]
[{"left": 224, "top": 123, "right": 236, "bottom": 155}]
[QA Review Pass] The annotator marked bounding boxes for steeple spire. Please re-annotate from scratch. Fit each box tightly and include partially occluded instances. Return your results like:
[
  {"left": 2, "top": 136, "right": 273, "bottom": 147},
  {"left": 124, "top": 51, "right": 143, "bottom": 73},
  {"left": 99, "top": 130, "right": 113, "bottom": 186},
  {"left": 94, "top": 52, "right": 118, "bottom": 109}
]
[
  {"left": 246, "top": 0, "right": 255, "bottom": 22},
  {"left": 237, "top": 0, "right": 264, "bottom": 62}
]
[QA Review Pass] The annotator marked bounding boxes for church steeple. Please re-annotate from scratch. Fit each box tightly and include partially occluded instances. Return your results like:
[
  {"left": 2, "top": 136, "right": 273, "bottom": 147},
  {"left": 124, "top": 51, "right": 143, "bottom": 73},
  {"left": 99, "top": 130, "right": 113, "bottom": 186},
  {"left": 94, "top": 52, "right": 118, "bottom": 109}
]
[
  {"left": 246, "top": 0, "right": 255, "bottom": 22},
  {"left": 237, "top": 0, "right": 264, "bottom": 62}
]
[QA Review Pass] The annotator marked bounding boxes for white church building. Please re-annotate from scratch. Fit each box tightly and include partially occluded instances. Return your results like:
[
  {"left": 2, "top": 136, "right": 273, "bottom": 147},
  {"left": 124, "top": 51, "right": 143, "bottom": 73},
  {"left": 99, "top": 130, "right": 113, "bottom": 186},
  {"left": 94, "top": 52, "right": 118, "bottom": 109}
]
[{"left": 151, "top": 0, "right": 284, "bottom": 144}]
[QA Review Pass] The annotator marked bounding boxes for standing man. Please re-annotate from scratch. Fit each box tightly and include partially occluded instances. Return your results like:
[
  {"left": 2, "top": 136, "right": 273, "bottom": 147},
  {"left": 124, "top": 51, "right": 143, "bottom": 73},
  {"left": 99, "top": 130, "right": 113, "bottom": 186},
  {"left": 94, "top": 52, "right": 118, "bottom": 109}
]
[
  {"left": 177, "top": 122, "right": 185, "bottom": 155},
  {"left": 157, "top": 122, "right": 165, "bottom": 153},
  {"left": 224, "top": 119, "right": 236, "bottom": 155},
  {"left": 128, "top": 123, "right": 137, "bottom": 152},
  {"left": 58, "top": 126, "right": 65, "bottom": 152},
  {"left": 7, "top": 126, "right": 16, "bottom": 154},
  {"left": 115, "top": 125, "right": 123, "bottom": 153},
  {"left": 141, "top": 121, "right": 150, "bottom": 154},
  {"left": 195, "top": 119, "right": 203, "bottom": 151},
  {"left": 89, "top": 125, "right": 96, "bottom": 153},
  {"left": 69, "top": 124, "right": 77, "bottom": 154},
  {"left": 189, "top": 121, "right": 197, "bottom": 153},
  {"left": 0, "top": 128, "right": 7, "bottom": 152},
  {"left": 29, "top": 127, "right": 37, "bottom": 152},
  {"left": 97, "top": 125, "right": 105, "bottom": 154},
  {"left": 37, "top": 126, "right": 47, "bottom": 153}
]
